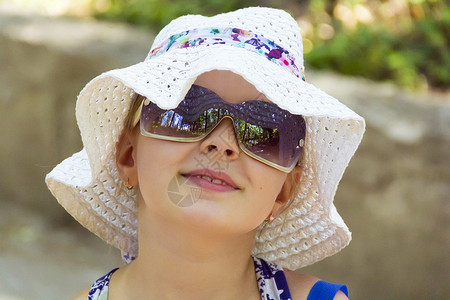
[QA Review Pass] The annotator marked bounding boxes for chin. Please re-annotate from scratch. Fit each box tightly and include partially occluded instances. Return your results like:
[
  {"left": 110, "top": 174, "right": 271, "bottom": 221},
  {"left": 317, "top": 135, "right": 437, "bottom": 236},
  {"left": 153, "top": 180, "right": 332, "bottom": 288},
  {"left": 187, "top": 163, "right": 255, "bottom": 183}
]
[{"left": 179, "top": 202, "right": 233, "bottom": 231}]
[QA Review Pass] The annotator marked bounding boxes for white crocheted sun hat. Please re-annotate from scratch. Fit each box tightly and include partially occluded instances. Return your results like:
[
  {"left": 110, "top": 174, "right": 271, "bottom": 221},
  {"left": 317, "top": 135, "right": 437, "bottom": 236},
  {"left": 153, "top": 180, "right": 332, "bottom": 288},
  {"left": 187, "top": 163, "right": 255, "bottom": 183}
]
[{"left": 46, "top": 7, "right": 365, "bottom": 270}]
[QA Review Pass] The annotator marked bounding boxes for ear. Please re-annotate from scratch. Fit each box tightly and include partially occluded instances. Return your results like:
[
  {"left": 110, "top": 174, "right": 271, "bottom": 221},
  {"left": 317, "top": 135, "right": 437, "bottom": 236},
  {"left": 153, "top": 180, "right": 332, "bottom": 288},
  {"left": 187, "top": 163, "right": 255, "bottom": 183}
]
[
  {"left": 271, "top": 166, "right": 302, "bottom": 218},
  {"left": 116, "top": 131, "right": 138, "bottom": 187}
]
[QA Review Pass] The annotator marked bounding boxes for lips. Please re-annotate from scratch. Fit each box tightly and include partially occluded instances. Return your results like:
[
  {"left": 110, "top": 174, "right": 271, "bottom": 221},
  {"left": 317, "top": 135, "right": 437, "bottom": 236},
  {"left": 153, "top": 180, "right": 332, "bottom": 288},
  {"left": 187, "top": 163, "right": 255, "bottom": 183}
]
[{"left": 182, "top": 169, "right": 240, "bottom": 190}]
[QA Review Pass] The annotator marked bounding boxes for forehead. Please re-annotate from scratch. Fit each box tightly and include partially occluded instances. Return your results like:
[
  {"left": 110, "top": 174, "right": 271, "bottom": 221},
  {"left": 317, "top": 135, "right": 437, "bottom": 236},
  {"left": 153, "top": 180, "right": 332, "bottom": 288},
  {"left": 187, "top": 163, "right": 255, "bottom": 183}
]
[{"left": 193, "top": 70, "right": 271, "bottom": 104}]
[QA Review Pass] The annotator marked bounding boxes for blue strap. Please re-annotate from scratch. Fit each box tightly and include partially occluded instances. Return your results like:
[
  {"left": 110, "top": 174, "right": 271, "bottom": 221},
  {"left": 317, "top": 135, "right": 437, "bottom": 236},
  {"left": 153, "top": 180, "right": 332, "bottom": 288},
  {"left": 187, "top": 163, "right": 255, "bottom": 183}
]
[{"left": 306, "top": 280, "right": 349, "bottom": 300}]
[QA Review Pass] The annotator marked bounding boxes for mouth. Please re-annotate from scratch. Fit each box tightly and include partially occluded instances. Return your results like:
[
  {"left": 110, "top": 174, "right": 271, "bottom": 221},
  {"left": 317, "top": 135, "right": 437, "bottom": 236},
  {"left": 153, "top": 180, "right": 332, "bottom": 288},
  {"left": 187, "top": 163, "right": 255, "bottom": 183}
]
[{"left": 181, "top": 169, "right": 240, "bottom": 192}]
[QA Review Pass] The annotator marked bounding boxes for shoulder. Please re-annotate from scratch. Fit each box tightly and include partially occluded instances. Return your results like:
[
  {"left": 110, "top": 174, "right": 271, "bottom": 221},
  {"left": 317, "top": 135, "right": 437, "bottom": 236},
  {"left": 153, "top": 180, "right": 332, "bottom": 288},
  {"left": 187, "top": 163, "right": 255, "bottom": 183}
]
[
  {"left": 284, "top": 269, "right": 319, "bottom": 299},
  {"left": 70, "top": 287, "right": 90, "bottom": 300},
  {"left": 333, "top": 290, "right": 350, "bottom": 300},
  {"left": 284, "top": 269, "right": 349, "bottom": 300}
]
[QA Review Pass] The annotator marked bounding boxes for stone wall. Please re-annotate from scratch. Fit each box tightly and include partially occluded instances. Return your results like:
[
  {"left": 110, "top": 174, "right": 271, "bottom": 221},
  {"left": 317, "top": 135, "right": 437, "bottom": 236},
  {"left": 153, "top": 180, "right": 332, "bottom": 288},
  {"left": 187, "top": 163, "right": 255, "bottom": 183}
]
[
  {"left": 1, "top": 12, "right": 448, "bottom": 299},
  {"left": 0, "top": 12, "right": 152, "bottom": 220},
  {"left": 303, "top": 72, "right": 449, "bottom": 299}
]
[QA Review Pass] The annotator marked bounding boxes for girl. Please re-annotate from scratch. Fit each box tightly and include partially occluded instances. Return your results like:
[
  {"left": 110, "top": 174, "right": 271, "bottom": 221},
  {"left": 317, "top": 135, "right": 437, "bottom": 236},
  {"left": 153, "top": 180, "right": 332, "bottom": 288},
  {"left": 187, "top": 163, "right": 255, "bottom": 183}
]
[{"left": 46, "top": 7, "right": 365, "bottom": 300}]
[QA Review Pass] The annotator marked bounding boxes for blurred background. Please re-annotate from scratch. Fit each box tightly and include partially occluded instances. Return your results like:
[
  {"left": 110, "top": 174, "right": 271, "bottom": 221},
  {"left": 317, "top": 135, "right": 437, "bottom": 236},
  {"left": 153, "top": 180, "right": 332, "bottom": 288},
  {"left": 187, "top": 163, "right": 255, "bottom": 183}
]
[{"left": 0, "top": 0, "right": 448, "bottom": 299}]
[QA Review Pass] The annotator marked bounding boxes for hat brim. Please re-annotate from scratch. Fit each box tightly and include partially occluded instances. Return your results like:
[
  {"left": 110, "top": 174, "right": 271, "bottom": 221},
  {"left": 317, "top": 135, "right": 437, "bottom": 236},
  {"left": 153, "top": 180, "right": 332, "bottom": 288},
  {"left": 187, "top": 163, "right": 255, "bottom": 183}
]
[{"left": 46, "top": 43, "right": 365, "bottom": 269}]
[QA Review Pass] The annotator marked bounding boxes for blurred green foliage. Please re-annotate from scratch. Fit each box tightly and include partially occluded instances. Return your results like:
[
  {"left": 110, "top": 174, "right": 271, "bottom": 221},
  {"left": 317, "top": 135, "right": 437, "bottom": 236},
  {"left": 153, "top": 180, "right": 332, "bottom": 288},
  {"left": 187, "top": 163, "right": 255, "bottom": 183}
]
[
  {"left": 305, "top": 1, "right": 449, "bottom": 90},
  {"left": 97, "top": 0, "right": 255, "bottom": 29},
  {"left": 93, "top": 0, "right": 449, "bottom": 90}
]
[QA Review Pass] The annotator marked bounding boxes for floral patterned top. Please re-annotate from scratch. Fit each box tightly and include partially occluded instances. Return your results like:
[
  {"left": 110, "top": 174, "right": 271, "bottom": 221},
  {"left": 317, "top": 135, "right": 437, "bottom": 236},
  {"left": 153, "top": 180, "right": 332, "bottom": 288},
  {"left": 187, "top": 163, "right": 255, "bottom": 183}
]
[
  {"left": 87, "top": 257, "right": 348, "bottom": 300},
  {"left": 88, "top": 268, "right": 118, "bottom": 300}
]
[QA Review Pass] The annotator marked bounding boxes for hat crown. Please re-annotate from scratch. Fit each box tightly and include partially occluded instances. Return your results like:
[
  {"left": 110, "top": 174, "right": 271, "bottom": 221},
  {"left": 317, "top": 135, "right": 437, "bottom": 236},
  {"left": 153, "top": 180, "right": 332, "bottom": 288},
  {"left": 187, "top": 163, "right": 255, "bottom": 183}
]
[{"left": 150, "top": 7, "right": 304, "bottom": 69}]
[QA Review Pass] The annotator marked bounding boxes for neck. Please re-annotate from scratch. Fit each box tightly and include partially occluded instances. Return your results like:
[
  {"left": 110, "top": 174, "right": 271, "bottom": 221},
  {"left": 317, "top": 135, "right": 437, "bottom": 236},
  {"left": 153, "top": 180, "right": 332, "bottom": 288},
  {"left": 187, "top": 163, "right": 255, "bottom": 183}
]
[{"left": 112, "top": 209, "right": 260, "bottom": 300}]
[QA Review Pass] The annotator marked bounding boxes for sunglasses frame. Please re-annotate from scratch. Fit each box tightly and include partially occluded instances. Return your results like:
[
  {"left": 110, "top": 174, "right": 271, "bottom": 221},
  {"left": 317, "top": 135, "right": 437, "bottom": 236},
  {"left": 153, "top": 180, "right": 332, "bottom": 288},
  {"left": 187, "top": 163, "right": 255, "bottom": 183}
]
[{"left": 132, "top": 95, "right": 303, "bottom": 173}]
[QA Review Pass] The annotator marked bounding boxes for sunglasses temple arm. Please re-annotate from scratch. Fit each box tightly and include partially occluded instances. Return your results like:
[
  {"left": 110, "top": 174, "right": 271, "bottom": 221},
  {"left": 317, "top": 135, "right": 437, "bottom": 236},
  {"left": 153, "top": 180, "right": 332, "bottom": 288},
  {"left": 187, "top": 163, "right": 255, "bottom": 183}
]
[{"left": 132, "top": 101, "right": 144, "bottom": 128}]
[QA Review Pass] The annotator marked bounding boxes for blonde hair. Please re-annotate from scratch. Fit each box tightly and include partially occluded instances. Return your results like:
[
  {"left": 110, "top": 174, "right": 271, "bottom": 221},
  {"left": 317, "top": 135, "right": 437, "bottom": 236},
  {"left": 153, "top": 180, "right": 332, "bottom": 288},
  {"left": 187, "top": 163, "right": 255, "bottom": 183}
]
[{"left": 123, "top": 94, "right": 147, "bottom": 133}]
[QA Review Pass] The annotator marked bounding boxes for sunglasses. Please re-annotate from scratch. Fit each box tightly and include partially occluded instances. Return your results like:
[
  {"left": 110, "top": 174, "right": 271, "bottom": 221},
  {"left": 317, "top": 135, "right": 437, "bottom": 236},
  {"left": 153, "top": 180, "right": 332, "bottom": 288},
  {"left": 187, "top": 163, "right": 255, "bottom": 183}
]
[{"left": 133, "top": 85, "right": 306, "bottom": 172}]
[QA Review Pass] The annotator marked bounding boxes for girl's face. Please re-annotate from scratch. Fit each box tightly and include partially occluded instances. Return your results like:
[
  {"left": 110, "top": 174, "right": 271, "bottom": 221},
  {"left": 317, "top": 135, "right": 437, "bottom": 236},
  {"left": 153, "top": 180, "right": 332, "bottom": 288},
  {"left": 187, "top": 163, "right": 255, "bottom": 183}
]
[{"left": 120, "top": 70, "right": 297, "bottom": 236}]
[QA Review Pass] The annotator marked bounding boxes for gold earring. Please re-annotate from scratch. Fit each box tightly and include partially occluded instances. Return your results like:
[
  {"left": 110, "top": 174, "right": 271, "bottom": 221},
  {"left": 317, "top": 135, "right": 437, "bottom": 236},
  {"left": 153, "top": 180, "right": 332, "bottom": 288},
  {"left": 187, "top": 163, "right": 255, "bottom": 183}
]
[
  {"left": 123, "top": 178, "right": 134, "bottom": 190},
  {"left": 265, "top": 214, "right": 275, "bottom": 222}
]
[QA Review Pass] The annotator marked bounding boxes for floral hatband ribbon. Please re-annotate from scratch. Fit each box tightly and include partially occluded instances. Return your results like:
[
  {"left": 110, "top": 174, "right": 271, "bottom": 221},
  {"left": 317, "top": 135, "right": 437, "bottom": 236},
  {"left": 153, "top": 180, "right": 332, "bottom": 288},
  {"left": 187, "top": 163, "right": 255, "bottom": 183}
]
[{"left": 147, "top": 27, "right": 305, "bottom": 81}]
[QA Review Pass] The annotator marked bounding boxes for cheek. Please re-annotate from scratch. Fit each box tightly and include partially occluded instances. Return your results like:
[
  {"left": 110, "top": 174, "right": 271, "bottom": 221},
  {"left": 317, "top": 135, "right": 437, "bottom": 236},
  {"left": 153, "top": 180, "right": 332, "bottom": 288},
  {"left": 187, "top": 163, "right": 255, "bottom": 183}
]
[
  {"left": 136, "top": 157, "right": 169, "bottom": 208},
  {"left": 135, "top": 139, "right": 186, "bottom": 204},
  {"left": 136, "top": 136, "right": 194, "bottom": 173},
  {"left": 240, "top": 163, "right": 288, "bottom": 220},
  {"left": 253, "top": 177, "right": 285, "bottom": 207},
  {"left": 250, "top": 161, "right": 288, "bottom": 198}
]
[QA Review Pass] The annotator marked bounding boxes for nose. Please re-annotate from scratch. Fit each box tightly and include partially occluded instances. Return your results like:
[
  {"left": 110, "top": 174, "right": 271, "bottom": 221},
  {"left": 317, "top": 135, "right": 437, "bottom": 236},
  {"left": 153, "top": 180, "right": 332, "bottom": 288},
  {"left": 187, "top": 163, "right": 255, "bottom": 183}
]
[{"left": 199, "top": 117, "right": 240, "bottom": 160}]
